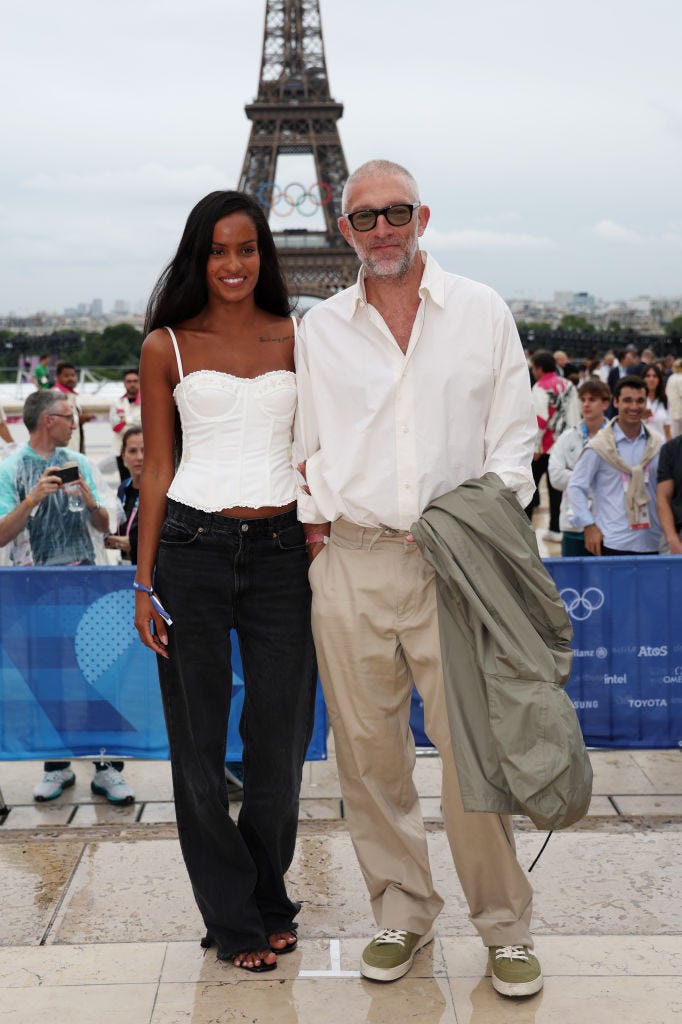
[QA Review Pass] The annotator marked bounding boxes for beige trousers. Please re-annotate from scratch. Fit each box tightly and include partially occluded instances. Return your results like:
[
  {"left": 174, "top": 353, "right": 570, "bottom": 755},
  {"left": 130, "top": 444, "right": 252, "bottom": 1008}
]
[{"left": 310, "top": 518, "right": 533, "bottom": 947}]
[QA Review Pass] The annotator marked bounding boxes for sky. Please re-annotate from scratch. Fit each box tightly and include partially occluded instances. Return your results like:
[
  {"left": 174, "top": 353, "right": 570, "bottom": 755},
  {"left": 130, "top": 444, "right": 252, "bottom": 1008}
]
[{"left": 2, "top": 0, "right": 681, "bottom": 314}]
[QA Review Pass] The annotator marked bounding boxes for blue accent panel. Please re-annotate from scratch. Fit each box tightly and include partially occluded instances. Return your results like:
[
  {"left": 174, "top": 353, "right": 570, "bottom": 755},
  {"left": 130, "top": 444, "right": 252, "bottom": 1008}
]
[
  {"left": 0, "top": 566, "right": 327, "bottom": 762},
  {"left": 409, "top": 556, "right": 682, "bottom": 751}
]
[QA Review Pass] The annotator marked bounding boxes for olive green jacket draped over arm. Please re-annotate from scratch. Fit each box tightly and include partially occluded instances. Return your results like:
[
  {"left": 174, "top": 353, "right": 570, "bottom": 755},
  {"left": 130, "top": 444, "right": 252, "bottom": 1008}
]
[{"left": 411, "top": 472, "right": 592, "bottom": 831}]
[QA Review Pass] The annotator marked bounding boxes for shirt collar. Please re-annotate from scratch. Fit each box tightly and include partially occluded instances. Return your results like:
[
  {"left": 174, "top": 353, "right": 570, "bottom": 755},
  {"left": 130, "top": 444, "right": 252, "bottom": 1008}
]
[
  {"left": 612, "top": 421, "right": 647, "bottom": 443},
  {"left": 345, "top": 250, "right": 445, "bottom": 320}
]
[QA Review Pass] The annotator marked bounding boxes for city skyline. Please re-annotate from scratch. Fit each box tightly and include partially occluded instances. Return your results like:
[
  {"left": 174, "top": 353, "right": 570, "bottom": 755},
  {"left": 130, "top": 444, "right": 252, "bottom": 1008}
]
[{"left": 2, "top": 0, "right": 681, "bottom": 314}]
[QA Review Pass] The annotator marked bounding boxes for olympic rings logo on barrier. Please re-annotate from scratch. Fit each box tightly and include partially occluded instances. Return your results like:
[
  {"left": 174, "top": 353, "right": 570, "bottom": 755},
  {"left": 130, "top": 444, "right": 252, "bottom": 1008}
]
[
  {"left": 559, "top": 587, "right": 605, "bottom": 621},
  {"left": 257, "top": 181, "right": 333, "bottom": 217}
]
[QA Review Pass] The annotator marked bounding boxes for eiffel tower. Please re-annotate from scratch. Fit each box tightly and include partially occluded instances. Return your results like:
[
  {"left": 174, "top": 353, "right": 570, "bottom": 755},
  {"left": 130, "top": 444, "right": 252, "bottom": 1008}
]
[{"left": 238, "top": 0, "right": 358, "bottom": 300}]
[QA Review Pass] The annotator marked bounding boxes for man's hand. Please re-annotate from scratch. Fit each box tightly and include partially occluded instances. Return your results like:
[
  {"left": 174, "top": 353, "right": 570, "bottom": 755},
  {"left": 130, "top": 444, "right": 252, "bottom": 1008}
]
[
  {"left": 666, "top": 535, "right": 682, "bottom": 555},
  {"left": 584, "top": 523, "right": 603, "bottom": 556}
]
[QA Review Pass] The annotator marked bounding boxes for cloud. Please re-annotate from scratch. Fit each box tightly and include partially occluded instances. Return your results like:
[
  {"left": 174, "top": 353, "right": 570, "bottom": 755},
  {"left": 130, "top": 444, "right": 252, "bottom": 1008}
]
[
  {"left": 21, "top": 163, "right": 232, "bottom": 199},
  {"left": 424, "top": 227, "right": 556, "bottom": 250},
  {"left": 592, "top": 219, "right": 645, "bottom": 244}
]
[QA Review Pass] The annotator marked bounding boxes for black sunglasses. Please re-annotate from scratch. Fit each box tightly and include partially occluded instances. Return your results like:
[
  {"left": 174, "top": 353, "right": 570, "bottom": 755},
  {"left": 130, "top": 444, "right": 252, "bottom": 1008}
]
[{"left": 344, "top": 203, "right": 420, "bottom": 232}]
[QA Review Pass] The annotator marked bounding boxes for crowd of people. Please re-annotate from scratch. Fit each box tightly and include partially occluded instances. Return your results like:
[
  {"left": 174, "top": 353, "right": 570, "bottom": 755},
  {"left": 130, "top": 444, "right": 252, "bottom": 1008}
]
[
  {"left": 0, "top": 160, "right": 681, "bottom": 1001},
  {"left": 524, "top": 345, "right": 682, "bottom": 558}
]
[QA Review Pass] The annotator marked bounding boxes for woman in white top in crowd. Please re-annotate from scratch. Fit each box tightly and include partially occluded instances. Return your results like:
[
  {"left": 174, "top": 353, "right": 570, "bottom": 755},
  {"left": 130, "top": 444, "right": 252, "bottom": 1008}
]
[
  {"left": 666, "top": 358, "right": 682, "bottom": 438},
  {"left": 135, "top": 192, "right": 316, "bottom": 974},
  {"left": 642, "top": 364, "right": 671, "bottom": 441}
]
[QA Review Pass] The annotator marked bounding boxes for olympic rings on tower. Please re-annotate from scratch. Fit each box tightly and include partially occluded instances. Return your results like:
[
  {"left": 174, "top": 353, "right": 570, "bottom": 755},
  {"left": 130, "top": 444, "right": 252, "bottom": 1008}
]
[{"left": 257, "top": 181, "right": 333, "bottom": 217}]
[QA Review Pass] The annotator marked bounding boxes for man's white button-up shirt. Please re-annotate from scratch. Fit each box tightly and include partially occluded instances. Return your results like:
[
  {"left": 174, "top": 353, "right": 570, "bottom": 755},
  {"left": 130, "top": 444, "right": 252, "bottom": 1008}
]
[{"left": 293, "top": 253, "right": 536, "bottom": 529}]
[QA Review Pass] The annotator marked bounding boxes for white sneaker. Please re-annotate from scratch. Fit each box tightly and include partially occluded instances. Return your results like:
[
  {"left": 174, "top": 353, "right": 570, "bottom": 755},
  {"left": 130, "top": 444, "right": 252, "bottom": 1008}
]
[
  {"left": 91, "top": 766, "right": 135, "bottom": 805},
  {"left": 33, "top": 768, "right": 76, "bottom": 802},
  {"left": 542, "top": 530, "right": 563, "bottom": 542}
]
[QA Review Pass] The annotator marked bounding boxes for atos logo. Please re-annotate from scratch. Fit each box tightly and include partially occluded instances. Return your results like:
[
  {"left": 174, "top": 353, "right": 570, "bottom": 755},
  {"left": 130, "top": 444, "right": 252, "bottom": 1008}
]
[
  {"left": 638, "top": 645, "right": 668, "bottom": 657},
  {"left": 560, "top": 587, "right": 605, "bottom": 621}
]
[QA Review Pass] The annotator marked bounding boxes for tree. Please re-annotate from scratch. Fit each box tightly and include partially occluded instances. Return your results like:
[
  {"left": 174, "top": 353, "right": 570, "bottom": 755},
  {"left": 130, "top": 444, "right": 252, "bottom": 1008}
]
[
  {"left": 665, "top": 316, "right": 682, "bottom": 342},
  {"left": 558, "top": 315, "right": 596, "bottom": 334}
]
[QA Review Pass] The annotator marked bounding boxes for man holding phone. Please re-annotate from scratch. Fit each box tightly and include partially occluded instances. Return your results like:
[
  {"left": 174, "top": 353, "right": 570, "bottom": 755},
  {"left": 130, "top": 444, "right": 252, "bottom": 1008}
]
[
  {"left": 0, "top": 391, "right": 134, "bottom": 804},
  {"left": 0, "top": 391, "right": 109, "bottom": 562}
]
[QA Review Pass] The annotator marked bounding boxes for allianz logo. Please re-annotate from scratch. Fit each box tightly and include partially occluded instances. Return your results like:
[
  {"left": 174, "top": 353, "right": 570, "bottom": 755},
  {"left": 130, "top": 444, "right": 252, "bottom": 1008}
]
[
  {"left": 638, "top": 645, "right": 668, "bottom": 657},
  {"left": 603, "top": 673, "right": 627, "bottom": 684},
  {"left": 573, "top": 646, "right": 608, "bottom": 659}
]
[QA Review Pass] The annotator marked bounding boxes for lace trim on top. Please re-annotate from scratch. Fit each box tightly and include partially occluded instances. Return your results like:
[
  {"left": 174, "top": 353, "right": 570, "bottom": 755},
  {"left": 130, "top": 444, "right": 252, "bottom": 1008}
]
[{"left": 172, "top": 367, "right": 295, "bottom": 398}]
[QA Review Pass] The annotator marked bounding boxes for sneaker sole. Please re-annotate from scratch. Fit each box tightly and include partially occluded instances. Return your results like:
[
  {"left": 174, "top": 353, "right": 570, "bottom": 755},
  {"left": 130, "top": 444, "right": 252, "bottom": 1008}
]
[
  {"left": 360, "top": 927, "right": 435, "bottom": 982},
  {"left": 90, "top": 782, "right": 134, "bottom": 805},
  {"left": 491, "top": 970, "right": 544, "bottom": 997},
  {"left": 34, "top": 774, "right": 76, "bottom": 802}
]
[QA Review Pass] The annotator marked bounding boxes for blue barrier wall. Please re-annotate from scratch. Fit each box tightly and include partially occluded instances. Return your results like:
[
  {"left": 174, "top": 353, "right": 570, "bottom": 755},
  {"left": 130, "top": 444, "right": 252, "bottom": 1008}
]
[
  {"left": 0, "top": 566, "right": 327, "bottom": 762},
  {"left": 410, "top": 556, "right": 682, "bottom": 751},
  {"left": 1, "top": 558, "right": 680, "bottom": 758}
]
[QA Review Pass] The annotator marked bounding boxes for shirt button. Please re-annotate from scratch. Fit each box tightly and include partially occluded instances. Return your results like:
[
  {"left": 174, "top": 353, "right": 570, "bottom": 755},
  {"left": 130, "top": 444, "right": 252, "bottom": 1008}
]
[{"left": 241, "top": 523, "right": 249, "bottom": 532}]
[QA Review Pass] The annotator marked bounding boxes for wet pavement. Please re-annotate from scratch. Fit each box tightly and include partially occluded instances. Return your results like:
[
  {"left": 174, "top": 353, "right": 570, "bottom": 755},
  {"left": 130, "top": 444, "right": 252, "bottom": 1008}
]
[{"left": 1, "top": 746, "right": 681, "bottom": 1023}]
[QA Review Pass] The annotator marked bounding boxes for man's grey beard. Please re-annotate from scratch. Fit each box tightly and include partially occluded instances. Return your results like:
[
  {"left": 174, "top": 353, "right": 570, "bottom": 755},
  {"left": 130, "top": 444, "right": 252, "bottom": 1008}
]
[{"left": 363, "top": 235, "right": 419, "bottom": 279}]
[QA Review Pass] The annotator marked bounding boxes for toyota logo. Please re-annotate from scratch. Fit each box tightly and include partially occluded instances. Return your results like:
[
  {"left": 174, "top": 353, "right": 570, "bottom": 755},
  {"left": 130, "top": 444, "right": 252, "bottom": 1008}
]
[{"left": 560, "top": 587, "right": 605, "bottom": 621}]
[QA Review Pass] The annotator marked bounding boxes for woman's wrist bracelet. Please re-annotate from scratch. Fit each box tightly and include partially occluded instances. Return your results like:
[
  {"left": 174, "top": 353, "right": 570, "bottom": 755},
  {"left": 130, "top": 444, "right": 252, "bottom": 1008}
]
[
  {"left": 132, "top": 580, "right": 173, "bottom": 626},
  {"left": 305, "top": 534, "right": 329, "bottom": 546}
]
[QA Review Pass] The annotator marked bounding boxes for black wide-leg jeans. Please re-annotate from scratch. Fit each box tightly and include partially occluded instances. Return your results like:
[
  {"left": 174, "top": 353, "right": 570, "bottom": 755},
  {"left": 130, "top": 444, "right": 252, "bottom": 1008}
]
[{"left": 154, "top": 500, "right": 317, "bottom": 958}]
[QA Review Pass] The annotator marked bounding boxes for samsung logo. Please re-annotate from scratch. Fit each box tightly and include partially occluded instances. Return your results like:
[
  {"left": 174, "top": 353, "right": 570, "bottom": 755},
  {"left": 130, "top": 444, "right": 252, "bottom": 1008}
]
[{"left": 573, "top": 700, "right": 599, "bottom": 709}]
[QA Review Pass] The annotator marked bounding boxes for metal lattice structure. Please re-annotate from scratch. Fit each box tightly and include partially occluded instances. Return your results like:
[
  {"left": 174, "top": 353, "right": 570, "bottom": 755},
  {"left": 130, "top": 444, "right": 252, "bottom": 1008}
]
[{"left": 238, "top": 0, "right": 358, "bottom": 299}]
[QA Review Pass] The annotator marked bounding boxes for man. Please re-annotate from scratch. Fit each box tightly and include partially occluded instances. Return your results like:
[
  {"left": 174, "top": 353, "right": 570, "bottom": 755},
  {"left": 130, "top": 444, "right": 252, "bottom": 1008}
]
[
  {"left": 527, "top": 349, "right": 580, "bottom": 542},
  {"left": 109, "top": 367, "right": 142, "bottom": 481},
  {"left": 294, "top": 160, "right": 541, "bottom": 997},
  {"left": 32, "top": 354, "right": 51, "bottom": 390},
  {"left": 52, "top": 361, "right": 94, "bottom": 454},
  {"left": 567, "top": 375, "right": 662, "bottom": 555},
  {"left": 0, "top": 391, "right": 135, "bottom": 804},
  {"left": 548, "top": 379, "right": 612, "bottom": 556},
  {"left": 632, "top": 347, "right": 656, "bottom": 379},
  {"left": 657, "top": 435, "right": 682, "bottom": 554},
  {"left": 607, "top": 345, "right": 638, "bottom": 394}
]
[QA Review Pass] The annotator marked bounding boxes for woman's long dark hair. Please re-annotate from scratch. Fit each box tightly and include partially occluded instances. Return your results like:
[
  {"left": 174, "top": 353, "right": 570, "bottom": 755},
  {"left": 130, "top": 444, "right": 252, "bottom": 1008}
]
[
  {"left": 643, "top": 364, "right": 668, "bottom": 408},
  {"left": 144, "top": 191, "right": 293, "bottom": 334}
]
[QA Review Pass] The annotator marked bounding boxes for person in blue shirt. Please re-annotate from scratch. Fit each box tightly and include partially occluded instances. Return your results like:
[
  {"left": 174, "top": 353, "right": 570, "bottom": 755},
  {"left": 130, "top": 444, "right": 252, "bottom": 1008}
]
[
  {"left": 0, "top": 390, "right": 135, "bottom": 805},
  {"left": 567, "top": 375, "right": 662, "bottom": 556}
]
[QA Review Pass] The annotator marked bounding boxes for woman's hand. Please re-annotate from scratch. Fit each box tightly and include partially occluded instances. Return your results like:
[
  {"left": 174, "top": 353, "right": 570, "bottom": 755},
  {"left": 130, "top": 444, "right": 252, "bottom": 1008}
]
[{"left": 134, "top": 590, "right": 170, "bottom": 659}]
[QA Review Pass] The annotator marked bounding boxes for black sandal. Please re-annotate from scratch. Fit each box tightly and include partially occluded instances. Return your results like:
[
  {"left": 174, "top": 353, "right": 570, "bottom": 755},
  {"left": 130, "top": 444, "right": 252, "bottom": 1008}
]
[
  {"left": 268, "top": 931, "right": 298, "bottom": 955},
  {"left": 232, "top": 950, "right": 277, "bottom": 973}
]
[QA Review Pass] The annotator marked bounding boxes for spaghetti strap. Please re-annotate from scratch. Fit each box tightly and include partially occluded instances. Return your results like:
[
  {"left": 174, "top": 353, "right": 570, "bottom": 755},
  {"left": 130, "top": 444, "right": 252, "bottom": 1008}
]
[
  {"left": 290, "top": 313, "right": 298, "bottom": 340},
  {"left": 165, "top": 326, "right": 184, "bottom": 381}
]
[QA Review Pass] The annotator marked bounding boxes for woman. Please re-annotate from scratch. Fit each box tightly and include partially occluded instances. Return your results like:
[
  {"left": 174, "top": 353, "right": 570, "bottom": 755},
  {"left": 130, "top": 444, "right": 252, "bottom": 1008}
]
[
  {"left": 642, "top": 364, "right": 671, "bottom": 441},
  {"left": 105, "top": 426, "right": 143, "bottom": 562},
  {"left": 134, "top": 191, "right": 317, "bottom": 973},
  {"left": 666, "top": 358, "right": 682, "bottom": 438}
]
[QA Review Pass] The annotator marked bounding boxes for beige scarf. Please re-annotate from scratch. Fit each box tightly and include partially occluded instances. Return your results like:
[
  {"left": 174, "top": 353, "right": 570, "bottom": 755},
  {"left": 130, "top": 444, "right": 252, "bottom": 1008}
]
[{"left": 587, "top": 420, "right": 661, "bottom": 528}]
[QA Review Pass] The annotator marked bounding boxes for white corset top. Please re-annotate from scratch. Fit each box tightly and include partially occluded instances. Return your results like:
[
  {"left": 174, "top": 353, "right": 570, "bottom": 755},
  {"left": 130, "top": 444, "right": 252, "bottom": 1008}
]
[{"left": 165, "top": 325, "right": 298, "bottom": 512}]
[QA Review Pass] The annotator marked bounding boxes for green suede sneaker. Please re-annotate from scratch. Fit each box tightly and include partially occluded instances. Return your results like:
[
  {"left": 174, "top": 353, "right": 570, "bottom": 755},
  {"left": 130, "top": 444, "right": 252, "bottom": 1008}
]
[
  {"left": 360, "top": 927, "right": 435, "bottom": 982},
  {"left": 489, "top": 945, "right": 543, "bottom": 997}
]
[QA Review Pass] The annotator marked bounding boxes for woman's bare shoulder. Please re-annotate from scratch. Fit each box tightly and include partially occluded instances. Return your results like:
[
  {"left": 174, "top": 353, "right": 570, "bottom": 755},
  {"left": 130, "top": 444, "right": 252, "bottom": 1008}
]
[{"left": 142, "top": 327, "right": 173, "bottom": 355}]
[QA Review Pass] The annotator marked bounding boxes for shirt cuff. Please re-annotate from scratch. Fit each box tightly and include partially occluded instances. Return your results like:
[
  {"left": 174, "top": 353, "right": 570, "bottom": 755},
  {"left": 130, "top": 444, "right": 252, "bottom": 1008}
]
[{"left": 296, "top": 488, "right": 325, "bottom": 524}]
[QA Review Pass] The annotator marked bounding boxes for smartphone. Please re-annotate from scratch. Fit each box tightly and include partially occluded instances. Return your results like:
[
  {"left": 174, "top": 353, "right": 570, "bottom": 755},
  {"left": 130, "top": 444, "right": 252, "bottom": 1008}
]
[{"left": 50, "top": 463, "right": 79, "bottom": 484}]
